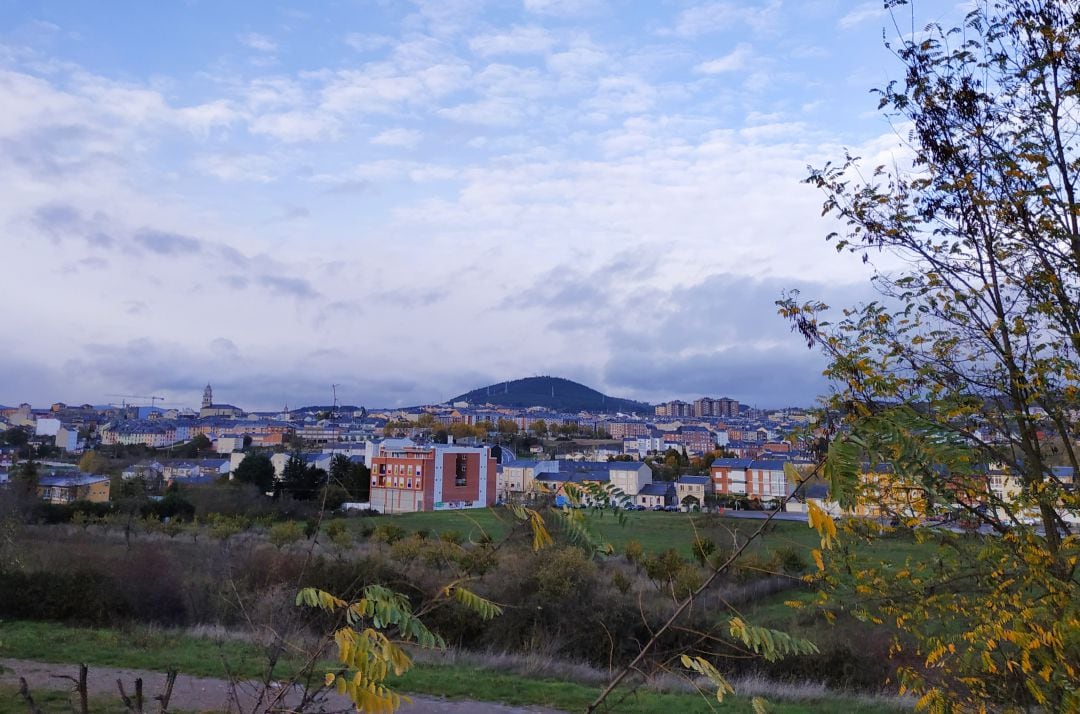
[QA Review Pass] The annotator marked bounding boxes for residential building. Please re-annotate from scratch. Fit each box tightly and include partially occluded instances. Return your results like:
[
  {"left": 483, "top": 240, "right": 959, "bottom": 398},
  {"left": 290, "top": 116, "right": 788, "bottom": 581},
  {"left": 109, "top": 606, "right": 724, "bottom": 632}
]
[
  {"left": 369, "top": 443, "right": 497, "bottom": 513},
  {"left": 676, "top": 475, "right": 713, "bottom": 508},
  {"left": 37, "top": 473, "right": 110, "bottom": 504},
  {"left": 710, "top": 458, "right": 792, "bottom": 500},
  {"left": 606, "top": 421, "right": 652, "bottom": 439},
  {"left": 636, "top": 481, "right": 675, "bottom": 508},
  {"left": 496, "top": 459, "right": 558, "bottom": 502}
]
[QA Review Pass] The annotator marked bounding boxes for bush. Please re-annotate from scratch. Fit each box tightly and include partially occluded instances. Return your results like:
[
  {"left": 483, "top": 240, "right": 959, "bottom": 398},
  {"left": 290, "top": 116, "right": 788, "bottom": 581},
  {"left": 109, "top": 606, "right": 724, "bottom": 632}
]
[
  {"left": 371, "top": 524, "right": 406, "bottom": 544},
  {"left": 691, "top": 536, "right": 716, "bottom": 567},
  {"left": 268, "top": 520, "right": 303, "bottom": 548},
  {"left": 439, "top": 530, "right": 464, "bottom": 545},
  {"left": 775, "top": 545, "right": 808, "bottom": 574}
]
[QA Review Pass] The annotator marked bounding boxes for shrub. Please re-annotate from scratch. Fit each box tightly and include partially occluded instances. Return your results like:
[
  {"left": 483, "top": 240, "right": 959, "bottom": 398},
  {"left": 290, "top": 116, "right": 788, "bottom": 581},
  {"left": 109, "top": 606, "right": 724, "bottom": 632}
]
[
  {"left": 624, "top": 538, "right": 644, "bottom": 564},
  {"left": 372, "top": 524, "right": 406, "bottom": 544},
  {"left": 611, "top": 569, "right": 633, "bottom": 595},
  {"left": 691, "top": 536, "right": 716, "bottom": 567},
  {"left": 439, "top": 530, "right": 464, "bottom": 545},
  {"left": 325, "top": 520, "right": 352, "bottom": 549},
  {"left": 775, "top": 545, "right": 808, "bottom": 574},
  {"left": 268, "top": 520, "right": 304, "bottom": 549},
  {"left": 673, "top": 566, "right": 703, "bottom": 599},
  {"left": 642, "top": 549, "right": 685, "bottom": 589}
]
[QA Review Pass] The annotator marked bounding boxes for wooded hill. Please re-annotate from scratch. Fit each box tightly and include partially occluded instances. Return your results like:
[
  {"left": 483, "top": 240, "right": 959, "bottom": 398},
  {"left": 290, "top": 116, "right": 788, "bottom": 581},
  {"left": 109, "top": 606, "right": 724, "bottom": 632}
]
[{"left": 450, "top": 376, "right": 651, "bottom": 414}]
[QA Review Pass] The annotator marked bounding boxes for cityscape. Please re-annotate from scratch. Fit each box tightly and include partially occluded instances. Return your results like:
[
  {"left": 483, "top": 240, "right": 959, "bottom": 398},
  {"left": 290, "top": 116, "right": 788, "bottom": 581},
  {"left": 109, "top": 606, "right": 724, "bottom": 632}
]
[
  {"left": 1, "top": 376, "right": 821, "bottom": 514},
  {"left": 2, "top": 0, "right": 1079, "bottom": 712}
]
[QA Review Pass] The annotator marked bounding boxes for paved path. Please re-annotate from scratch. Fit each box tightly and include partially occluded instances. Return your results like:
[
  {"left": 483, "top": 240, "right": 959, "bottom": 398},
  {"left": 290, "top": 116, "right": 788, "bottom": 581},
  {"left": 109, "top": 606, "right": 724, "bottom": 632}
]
[{"left": 1, "top": 658, "right": 566, "bottom": 714}]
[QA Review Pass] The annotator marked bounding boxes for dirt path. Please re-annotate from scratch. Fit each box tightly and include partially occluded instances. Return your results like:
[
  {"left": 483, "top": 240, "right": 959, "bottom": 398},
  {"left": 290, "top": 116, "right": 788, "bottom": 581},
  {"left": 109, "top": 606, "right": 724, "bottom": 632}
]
[{"left": 0, "top": 658, "right": 567, "bottom": 714}]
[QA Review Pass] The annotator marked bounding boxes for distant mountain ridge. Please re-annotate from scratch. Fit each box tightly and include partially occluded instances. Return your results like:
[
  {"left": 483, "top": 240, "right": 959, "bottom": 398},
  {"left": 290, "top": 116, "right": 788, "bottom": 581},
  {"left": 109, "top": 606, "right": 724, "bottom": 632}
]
[{"left": 450, "top": 376, "right": 651, "bottom": 414}]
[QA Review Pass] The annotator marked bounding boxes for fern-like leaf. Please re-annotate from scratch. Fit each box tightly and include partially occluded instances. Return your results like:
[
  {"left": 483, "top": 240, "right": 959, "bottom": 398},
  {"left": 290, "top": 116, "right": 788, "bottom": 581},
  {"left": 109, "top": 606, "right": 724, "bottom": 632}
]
[
  {"left": 728, "top": 617, "right": 819, "bottom": 662},
  {"left": 680, "top": 654, "right": 735, "bottom": 703}
]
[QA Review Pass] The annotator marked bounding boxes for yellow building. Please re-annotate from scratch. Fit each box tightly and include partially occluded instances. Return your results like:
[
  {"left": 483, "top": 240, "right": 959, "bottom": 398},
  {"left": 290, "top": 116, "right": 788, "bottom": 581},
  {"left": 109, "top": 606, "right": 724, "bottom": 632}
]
[{"left": 37, "top": 473, "right": 111, "bottom": 504}]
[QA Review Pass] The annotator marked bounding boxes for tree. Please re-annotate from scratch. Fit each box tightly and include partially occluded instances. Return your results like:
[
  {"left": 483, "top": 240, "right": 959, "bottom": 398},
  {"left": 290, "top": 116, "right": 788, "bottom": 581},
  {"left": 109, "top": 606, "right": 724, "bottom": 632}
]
[
  {"left": 529, "top": 419, "right": 548, "bottom": 437},
  {"left": 1, "top": 427, "right": 28, "bottom": 447},
  {"left": 232, "top": 453, "right": 275, "bottom": 494},
  {"left": 496, "top": 417, "right": 518, "bottom": 436},
  {"left": 416, "top": 412, "right": 436, "bottom": 428},
  {"left": 281, "top": 453, "right": 324, "bottom": 500},
  {"left": 78, "top": 451, "right": 110, "bottom": 475},
  {"left": 783, "top": 2, "right": 1080, "bottom": 709},
  {"left": 328, "top": 454, "right": 370, "bottom": 501}
]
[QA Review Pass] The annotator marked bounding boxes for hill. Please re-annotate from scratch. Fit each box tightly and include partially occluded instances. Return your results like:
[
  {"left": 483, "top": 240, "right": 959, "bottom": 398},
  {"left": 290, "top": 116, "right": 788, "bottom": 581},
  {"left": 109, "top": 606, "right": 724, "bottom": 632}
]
[{"left": 450, "top": 376, "right": 651, "bottom": 414}]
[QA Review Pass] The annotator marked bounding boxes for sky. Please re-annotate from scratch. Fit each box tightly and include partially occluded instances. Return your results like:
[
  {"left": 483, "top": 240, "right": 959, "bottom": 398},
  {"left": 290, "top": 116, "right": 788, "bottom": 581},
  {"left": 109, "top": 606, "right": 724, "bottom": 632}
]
[{"left": 0, "top": 0, "right": 961, "bottom": 411}]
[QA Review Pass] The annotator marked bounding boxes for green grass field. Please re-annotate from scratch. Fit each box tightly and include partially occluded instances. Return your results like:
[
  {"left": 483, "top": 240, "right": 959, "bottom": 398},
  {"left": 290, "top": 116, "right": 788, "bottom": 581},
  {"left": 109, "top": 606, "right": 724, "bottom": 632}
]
[
  {"left": 347, "top": 507, "right": 829, "bottom": 559},
  {"left": 0, "top": 621, "right": 904, "bottom": 714}
]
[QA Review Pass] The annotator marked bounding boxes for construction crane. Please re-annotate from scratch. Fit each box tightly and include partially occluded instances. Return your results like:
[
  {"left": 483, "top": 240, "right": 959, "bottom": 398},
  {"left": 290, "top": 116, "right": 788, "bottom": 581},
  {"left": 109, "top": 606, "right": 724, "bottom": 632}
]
[{"left": 106, "top": 393, "right": 165, "bottom": 408}]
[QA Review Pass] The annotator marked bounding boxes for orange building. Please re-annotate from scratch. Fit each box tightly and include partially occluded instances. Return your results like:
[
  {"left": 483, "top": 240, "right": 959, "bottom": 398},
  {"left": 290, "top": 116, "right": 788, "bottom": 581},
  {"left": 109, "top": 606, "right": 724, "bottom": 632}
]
[
  {"left": 710, "top": 458, "right": 792, "bottom": 499},
  {"left": 369, "top": 442, "right": 497, "bottom": 514}
]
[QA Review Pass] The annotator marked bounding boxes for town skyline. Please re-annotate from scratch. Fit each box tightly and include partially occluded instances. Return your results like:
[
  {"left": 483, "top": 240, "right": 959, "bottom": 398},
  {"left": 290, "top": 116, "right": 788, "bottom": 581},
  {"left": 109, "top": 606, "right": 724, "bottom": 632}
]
[{"left": 0, "top": 375, "right": 796, "bottom": 414}]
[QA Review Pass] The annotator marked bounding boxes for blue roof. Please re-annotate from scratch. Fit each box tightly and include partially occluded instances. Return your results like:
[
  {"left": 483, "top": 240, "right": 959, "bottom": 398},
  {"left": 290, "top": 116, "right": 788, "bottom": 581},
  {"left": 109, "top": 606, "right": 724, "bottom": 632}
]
[
  {"left": 39, "top": 473, "right": 109, "bottom": 487},
  {"left": 678, "top": 476, "right": 710, "bottom": 485},
  {"left": 638, "top": 482, "right": 674, "bottom": 496},
  {"left": 712, "top": 458, "right": 753, "bottom": 468}
]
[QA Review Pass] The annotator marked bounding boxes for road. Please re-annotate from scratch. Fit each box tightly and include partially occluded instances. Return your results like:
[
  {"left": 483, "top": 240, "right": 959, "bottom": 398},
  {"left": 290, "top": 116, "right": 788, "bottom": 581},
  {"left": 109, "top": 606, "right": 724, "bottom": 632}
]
[{"left": 0, "top": 658, "right": 565, "bottom": 713}]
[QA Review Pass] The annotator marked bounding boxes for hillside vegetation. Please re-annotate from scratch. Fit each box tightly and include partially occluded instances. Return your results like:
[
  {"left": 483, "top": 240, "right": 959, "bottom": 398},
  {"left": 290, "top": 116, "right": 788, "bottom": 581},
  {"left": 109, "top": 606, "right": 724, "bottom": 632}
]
[{"left": 450, "top": 376, "right": 651, "bottom": 414}]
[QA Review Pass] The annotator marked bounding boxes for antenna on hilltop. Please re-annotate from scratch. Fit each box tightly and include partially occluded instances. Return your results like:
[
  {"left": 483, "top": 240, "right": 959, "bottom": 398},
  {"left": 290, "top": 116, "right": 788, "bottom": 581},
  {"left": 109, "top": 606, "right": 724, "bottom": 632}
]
[{"left": 332, "top": 384, "right": 340, "bottom": 418}]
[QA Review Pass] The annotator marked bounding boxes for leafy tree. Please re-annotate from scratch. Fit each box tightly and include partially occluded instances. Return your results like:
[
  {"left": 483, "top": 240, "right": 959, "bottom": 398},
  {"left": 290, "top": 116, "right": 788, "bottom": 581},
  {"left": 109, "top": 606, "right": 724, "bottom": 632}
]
[
  {"left": 281, "top": 453, "right": 324, "bottom": 500},
  {"left": 10, "top": 459, "right": 38, "bottom": 496},
  {"left": 416, "top": 412, "right": 436, "bottom": 428},
  {"left": 232, "top": 453, "right": 275, "bottom": 494},
  {"left": 496, "top": 417, "right": 518, "bottom": 436},
  {"left": 328, "top": 453, "right": 350, "bottom": 486},
  {"left": 1, "top": 427, "right": 29, "bottom": 447},
  {"left": 529, "top": 419, "right": 548, "bottom": 437},
  {"left": 782, "top": 2, "right": 1080, "bottom": 709},
  {"left": 168, "top": 433, "right": 214, "bottom": 459},
  {"left": 327, "top": 452, "right": 369, "bottom": 501},
  {"left": 78, "top": 451, "right": 111, "bottom": 475}
]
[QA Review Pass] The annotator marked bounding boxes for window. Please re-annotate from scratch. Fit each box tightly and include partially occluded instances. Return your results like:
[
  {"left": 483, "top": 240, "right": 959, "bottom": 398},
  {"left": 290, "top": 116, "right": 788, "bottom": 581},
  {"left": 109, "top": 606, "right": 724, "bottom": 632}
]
[
  {"left": 415, "top": 478, "right": 422, "bottom": 490},
  {"left": 407, "top": 478, "right": 412, "bottom": 489},
  {"left": 455, "top": 454, "right": 468, "bottom": 487}
]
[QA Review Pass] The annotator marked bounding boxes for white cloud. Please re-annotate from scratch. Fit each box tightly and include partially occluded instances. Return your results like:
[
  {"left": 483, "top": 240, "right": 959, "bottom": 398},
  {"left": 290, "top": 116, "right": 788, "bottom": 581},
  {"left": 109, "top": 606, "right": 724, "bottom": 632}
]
[
  {"left": 319, "top": 61, "right": 472, "bottom": 115},
  {"left": 438, "top": 97, "right": 526, "bottom": 126},
  {"left": 523, "top": 0, "right": 604, "bottom": 18},
  {"left": 469, "top": 25, "right": 555, "bottom": 56},
  {"left": 344, "top": 33, "right": 393, "bottom": 52},
  {"left": 249, "top": 110, "right": 339, "bottom": 142},
  {"left": 669, "top": 1, "right": 781, "bottom": 37},
  {"left": 582, "top": 74, "right": 657, "bottom": 116},
  {"left": 371, "top": 128, "right": 424, "bottom": 148},
  {"left": 695, "top": 43, "right": 752, "bottom": 74},
  {"left": 547, "top": 46, "right": 607, "bottom": 80},
  {"left": 839, "top": 2, "right": 888, "bottom": 29},
  {"left": 192, "top": 153, "right": 276, "bottom": 183},
  {"left": 239, "top": 32, "right": 278, "bottom": 52}
]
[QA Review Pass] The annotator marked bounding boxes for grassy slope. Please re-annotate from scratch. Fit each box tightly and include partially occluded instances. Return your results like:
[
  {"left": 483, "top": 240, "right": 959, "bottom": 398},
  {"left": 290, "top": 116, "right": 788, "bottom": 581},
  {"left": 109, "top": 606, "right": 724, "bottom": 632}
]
[
  {"left": 0, "top": 622, "right": 902, "bottom": 714},
  {"left": 352, "top": 508, "right": 829, "bottom": 559}
]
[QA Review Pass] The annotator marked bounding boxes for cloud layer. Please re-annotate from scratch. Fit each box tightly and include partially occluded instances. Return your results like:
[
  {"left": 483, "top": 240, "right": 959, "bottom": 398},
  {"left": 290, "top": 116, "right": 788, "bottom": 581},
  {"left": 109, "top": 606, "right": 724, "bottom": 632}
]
[{"left": 0, "top": 1, "right": 957, "bottom": 410}]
